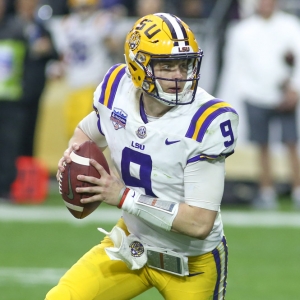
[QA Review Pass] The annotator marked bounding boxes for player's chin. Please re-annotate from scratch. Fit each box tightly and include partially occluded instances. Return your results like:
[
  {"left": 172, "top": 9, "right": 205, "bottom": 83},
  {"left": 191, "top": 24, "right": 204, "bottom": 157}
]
[{"left": 167, "top": 88, "right": 182, "bottom": 94}]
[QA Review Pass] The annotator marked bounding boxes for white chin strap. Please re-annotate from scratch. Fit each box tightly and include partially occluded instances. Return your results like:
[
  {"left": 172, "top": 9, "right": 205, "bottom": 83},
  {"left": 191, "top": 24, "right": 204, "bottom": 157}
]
[{"left": 154, "top": 80, "right": 193, "bottom": 106}]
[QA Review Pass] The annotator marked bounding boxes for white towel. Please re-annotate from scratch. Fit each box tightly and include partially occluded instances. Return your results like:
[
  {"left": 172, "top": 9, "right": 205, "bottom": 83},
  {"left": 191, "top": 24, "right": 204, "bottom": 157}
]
[{"left": 98, "top": 226, "right": 147, "bottom": 270}]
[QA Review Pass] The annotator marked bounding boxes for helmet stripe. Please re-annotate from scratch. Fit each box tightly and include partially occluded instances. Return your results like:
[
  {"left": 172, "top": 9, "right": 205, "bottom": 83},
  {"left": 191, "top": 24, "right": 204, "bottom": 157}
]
[{"left": 155, "top": 13, "right": 189, "bottom": 47}]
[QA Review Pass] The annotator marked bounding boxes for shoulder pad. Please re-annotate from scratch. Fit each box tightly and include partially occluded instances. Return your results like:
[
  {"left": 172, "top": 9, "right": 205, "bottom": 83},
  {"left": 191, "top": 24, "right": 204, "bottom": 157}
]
[
  {"left": 186, "top": 99, "right": 237, "bottom": 142},
  {"left": 96, "top": 64, "right": 126, "bottom": 109},
  {"left": 186, "top": 99, "right": 239, "bottom": 158}
]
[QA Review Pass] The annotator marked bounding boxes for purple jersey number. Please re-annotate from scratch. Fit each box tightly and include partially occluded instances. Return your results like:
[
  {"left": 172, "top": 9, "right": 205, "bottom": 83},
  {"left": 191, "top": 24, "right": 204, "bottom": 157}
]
[
  {"left": 121, "top": 147, "right": 156, "bottom": 197},
  {"left": 220, "top": 120, "right": 234, "bottom": 147}
]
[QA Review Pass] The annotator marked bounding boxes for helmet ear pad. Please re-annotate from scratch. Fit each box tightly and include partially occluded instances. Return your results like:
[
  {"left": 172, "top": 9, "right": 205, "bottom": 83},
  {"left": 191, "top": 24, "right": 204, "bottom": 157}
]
[{"left": 125, "top": 50, "right": 151, "bottom": 89}]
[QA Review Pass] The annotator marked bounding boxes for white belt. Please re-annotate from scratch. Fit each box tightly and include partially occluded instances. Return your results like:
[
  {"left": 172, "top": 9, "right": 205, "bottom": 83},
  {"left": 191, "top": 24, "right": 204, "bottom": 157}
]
[{"left": 98, "top": 226, "right": 189, "bottom": 276}]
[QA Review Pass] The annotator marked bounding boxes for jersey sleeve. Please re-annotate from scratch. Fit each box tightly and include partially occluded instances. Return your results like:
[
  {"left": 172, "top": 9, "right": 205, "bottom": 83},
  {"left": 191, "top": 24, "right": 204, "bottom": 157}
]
[
  {"left": 78, "top": 111, "right": 108, "bottom": 148},
  {"left": 82, "top": 64, "right": 127, "bottom": 147},
  {"left": 186, "top": 99, "right": 239, "bottom": 161},
  {"left": 92, "top": 63, "right": 127, "bottom": 110},
  {"left": 184, "top": 158, "right": 225, "bottom": 211}
]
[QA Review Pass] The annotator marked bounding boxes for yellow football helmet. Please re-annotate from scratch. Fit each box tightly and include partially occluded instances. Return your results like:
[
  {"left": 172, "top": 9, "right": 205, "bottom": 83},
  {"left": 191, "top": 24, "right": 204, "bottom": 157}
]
[{"left": 124, "top": 13, "right": 203, "bottom": 106}]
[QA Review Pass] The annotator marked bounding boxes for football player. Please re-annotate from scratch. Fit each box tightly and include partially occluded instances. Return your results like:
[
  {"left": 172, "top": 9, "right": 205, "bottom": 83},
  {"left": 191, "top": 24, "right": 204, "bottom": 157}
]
[
  {"left": 52, "top": 0, "right": 115, "bottom": 138},
  {"left": 46, "top": 13, "right": 239, "bottom": 300}
]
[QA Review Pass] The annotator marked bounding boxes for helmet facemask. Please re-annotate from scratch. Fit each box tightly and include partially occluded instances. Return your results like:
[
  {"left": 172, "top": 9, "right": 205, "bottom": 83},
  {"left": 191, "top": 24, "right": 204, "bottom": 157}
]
[{"left": 141, "top": 54, "right": 203, "bottom": 106}]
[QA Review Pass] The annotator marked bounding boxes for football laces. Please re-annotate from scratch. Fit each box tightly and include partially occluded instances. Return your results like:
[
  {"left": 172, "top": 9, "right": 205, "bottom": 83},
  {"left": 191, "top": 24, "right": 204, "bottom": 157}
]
[{"left": 58, "top": 162, "right": 66, "bottom": 195}]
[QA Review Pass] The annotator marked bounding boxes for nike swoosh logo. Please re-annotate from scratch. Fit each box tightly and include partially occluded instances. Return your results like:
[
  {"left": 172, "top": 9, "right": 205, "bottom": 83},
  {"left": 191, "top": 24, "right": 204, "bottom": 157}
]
[
  {"left": 66, "top": 167, "right": 74, "bottom": 200},
  {"left": 188, "top": 272, "right": 204, "bottom": 277},
  {"left": 165, "top": 138, "right": 180, "bottom": 145}
]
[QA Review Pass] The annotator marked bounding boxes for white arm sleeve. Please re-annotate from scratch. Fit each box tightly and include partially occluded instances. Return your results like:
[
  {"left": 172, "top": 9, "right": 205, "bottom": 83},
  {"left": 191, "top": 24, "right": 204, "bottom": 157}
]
[
  {"left": 78, "top": 111, "right": 108, "bottom": 148},
  {"left": 184, "top": 157, "right": 225, "bottom": 211}
]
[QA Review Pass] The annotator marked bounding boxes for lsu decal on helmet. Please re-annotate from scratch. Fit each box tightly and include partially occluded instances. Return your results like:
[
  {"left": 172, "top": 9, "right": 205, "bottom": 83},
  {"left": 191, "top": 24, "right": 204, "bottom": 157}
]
[{"left": 124, "top": 13, "right": 204, "bottom": 106}]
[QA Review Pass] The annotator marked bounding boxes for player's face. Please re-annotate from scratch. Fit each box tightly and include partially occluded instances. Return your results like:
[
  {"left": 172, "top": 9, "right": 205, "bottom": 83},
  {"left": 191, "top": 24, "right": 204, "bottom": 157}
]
[
  {"left": 153, "top": 59, "right": 189, "bottom": 94},
  {"left": 257, "top": 0, "right": 277, "bottom": 18}
]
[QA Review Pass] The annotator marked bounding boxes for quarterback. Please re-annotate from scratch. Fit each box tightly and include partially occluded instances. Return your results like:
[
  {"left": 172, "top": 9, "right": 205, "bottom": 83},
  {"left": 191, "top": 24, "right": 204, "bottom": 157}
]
[{"left": 46, "top": 13, "right": 239, "bottom": 300}]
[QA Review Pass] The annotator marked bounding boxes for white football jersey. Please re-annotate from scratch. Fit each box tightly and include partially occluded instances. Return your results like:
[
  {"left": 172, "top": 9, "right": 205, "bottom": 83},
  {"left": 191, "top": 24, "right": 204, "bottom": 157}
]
[
  {"left": 54, "top": 11, "right": 113, "bottom": 88},
  {"left": 82, "top": 64, "right": 239, "bottom": 256}
]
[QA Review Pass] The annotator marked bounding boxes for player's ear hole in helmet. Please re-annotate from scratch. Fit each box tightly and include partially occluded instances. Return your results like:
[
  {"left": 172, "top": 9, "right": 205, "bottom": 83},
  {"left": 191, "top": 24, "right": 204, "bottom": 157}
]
[{"left": 124, "top": 13, "right": 204, "bottom": 106}]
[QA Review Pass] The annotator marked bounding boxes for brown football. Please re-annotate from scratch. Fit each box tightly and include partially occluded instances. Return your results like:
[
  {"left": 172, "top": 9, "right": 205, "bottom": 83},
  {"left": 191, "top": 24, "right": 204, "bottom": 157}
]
[{"left": 59, "top": 140, "right": 110, "bottom": 219}]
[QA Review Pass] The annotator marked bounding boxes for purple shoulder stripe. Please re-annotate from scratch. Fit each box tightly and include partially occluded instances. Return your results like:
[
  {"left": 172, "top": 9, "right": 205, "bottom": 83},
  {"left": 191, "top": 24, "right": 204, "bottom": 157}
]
[
  {"left": 98, "top": 64, "right": 126, "bottom": 109},
  {"left": 186, "top": 99, "right": 223, "bottom": 139},
  {"left": 187, "top": 150, "right": 235, "bottom": 164},
  {"left": 196, "top": 106, "right": 237, "bottom": 142},
  {"left": 185, "top": 99, "right": 238, "bottom": 142}
]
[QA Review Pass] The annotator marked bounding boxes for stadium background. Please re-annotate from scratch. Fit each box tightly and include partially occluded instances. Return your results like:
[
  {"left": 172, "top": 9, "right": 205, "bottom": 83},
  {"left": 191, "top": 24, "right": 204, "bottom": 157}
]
[
  {"left": 35, "top": 11, "right": 300, "bottom": 205},
  {"left": 1, "top": 1, "right": 300, "bottom": 299}
]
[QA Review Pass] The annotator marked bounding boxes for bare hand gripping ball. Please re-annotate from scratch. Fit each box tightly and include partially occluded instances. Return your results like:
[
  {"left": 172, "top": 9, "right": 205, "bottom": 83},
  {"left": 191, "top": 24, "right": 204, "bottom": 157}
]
[{"left": 59, "top": 140, "right": 110, "bottom": 219}]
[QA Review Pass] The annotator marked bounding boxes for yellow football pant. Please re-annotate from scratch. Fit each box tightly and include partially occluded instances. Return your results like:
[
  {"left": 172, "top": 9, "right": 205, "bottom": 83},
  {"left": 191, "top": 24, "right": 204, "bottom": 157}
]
[
  {"left": 63, "top": 86, "right": 96, "bottom": 139},
  {"left": 45, "top": 218, "right": 228, "bottom": 300}
]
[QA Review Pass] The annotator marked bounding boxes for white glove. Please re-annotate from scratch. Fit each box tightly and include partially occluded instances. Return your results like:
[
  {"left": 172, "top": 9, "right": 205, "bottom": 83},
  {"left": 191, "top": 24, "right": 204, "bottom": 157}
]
[{"left": 98, "top": 226, "right": 147, "bottom": 270}]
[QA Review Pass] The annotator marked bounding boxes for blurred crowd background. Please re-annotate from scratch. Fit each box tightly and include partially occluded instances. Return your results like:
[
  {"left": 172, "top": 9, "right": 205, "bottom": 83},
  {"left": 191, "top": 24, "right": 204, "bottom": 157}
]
[{"left": 1, "top": 0, "right": 300, "bottom": 208}]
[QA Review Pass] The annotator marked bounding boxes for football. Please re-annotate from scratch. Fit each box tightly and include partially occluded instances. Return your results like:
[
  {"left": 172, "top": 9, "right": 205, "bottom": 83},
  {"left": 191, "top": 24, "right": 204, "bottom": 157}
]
[{"left": 59, "top": 140, "right": 110, "bottom": 219}]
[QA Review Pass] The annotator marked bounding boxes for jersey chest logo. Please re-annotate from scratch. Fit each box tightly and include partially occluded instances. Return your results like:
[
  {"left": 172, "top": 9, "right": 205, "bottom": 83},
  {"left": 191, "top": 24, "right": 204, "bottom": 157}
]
[
  {"left": 136, "top": 126, "right": 147, "bottom": 139},
  {"left": 110, "top": 107, "right": 127, "bottom": 130}
]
